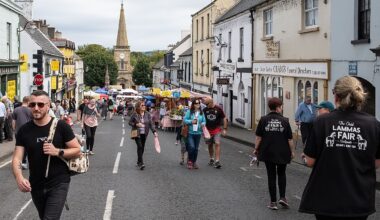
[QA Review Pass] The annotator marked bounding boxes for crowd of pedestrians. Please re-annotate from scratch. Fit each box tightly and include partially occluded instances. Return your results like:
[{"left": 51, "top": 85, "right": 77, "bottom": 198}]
[{"left": 3, "top": 75, "right": 380, "bottom": 220}]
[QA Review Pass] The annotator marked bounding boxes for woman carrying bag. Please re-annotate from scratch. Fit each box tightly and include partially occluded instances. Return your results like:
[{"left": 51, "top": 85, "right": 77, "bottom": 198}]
[
  {"left": 129, "top": 101, "right": 157, "bottom": 170},
  {"left": 82, "top": 98, "right": 100, "bottom": 155},
  {"left": 183, "top": 99, "right": 206, "bottom": 169}
]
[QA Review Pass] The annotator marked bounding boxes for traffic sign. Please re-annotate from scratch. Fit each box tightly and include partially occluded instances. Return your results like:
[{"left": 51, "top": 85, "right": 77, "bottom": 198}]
[{"left": 33, "top": 74, "right": 44, "bottom": 86}]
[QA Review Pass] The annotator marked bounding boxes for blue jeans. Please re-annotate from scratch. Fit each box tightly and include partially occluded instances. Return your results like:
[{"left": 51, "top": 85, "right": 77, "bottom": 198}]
[{"left": 187, "top": 134, "right": 201, "bottom": 163}]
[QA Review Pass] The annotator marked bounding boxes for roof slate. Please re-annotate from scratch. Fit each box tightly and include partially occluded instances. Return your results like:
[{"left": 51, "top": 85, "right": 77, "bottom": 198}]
[
  {"left": 179, "top": 47, "right": 193, "bottom": 57},
  {"left": 25, "top": 26, "right": 63, "bottom": 57},
  {"left": 153, "top": 58, "right": 165, "bottom": 69},
  {"left": 215, "top": 0, "right": 265, "bottom": 24}
]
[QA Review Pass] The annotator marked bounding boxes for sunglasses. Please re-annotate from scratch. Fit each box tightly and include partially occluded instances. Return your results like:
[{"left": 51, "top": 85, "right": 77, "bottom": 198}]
[
  {"left": 141, "top": 105, "right": 146, "bottom": 107},
  {"left": 29, "top": 102, "right": 48, "bottom": 108}
]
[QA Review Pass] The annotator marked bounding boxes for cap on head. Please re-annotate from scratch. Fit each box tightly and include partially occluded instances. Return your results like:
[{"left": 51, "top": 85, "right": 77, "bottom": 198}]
[{"left": 316, "top": 101, "right": 335, "bottom": 112}]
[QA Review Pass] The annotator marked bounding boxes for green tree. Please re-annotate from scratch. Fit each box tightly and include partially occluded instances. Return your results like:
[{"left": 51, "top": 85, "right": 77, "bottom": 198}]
[
  {"left": 77, "top": 44, "right": 118, "bottom": 87},
  {"left": 132, "top": 58, "right": 152, "bottom": 87}
]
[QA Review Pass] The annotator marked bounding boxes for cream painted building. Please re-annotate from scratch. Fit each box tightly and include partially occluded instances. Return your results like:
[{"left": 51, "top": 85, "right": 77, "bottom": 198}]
[
  {"left": 252, "top": 0, "right": 331, "bottom": 129},
  {"left": 191, "top": 0, "right": 239, "bottom": 94}
]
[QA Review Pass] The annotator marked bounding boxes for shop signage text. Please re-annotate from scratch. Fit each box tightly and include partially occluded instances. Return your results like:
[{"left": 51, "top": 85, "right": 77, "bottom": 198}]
[
  {"left": 216, "top": 78, "right": 230, "bottom": 85},
  {"left": 253, "top": 62, "right": 328, "bottom": 79},
  {"left": 348, "top": 61, "right": 358, "bottom": 75},
  {"left": 266, "top": 41, "right": 280, "bottom": 58},
  {"left": 219, "top": 62, "right": 236, "bottom": 73},
  {"left": 0, "top": 66, "right": 18, "bottom": 74},
  {"left": 374, "top": 64, "right": 380, "bottom": 74},
  {"left": 20, "top": 54, "right": 28, "bottom": 72}
]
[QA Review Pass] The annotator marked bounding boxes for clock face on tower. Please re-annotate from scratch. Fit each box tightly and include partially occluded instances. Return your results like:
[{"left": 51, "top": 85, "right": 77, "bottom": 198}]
[{"left": 119, "top": 53, "right": 125, "bottom": 59}]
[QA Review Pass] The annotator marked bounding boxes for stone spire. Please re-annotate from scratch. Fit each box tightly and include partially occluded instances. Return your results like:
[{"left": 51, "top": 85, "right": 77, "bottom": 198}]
[
  {"left": 116, "top": 2, "right": 129, "bottom": 47},
  {"left": 105, "top": 65, "right": 110, "bottom": 88}
]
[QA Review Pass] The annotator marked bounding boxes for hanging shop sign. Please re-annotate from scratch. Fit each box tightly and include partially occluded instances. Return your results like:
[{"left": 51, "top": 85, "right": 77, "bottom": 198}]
[
  {"left": 219, "top": 61, "right": 236, "bottom": 73},
  {"left": 20, "top": 54, "right": 28, "bottom": 72},
  {"left": 253, "top": 62, "right": 328, "bottom": 79},
  {"left": 216, "top": 78, "right": 230, "bottom": 85}
]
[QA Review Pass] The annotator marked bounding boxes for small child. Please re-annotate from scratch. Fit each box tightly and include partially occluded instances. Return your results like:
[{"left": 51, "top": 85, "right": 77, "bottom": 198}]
[{"left": 176, "top": 125, "right": 188, "bottom": 165}]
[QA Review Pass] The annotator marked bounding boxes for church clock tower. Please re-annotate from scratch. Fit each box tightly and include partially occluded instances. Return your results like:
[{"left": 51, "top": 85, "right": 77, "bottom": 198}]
[{"left": 114, "top": 2, "right": 133, "bottom": 88}]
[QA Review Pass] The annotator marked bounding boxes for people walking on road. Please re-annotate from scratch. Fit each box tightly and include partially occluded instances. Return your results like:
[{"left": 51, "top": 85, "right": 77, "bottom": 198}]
[
  {"left": 12, "top": 96, "right": 33, "bottom": 169},
  {"left": 202, "top": 97, "right": 227, "bottom": 169},
  {"left": 82, "top": 98, "right": 100, "bottom": 155},
  {"left": 295, "top": 97, "right": 317, "bottom": 146},
  {"left": 54, "top": 100, "right": 65, "bottom": 120},
  {"left": 129, "top": 101, "right": 157, "bottom": 170},
  {"left": 0, "top": 99, "right": 6, "bottom": 143},
  {"left": 101, "top": 98, "right": 108, "bottom": 120},
  {"left": 315, "top": 100, "right": 334, "bottom": 116},
  {"left": 77, "top": 98, "right": 88, "bottom": 122},
  {"left": 253, "top": 97, "right": 295, "bottom": 210},
  {"left": 183, "top": 99, "right": 206, "bottom": 169},
  {"left": 11, "top": 90, "right": 81, "bottom": 220},
  {"left": 299, "top": 76, "right": 380, "bottom": 220},
  {"left": 2, "top": 96, "right": 14, "bottom": 141},
  {"left": 107, "top": 98, "right": 114, "bottom": 120},
  {"left": 69, "top": 97, "right": 76, "bottom": 113},
  {"left": 13, "top": 96, "right": 22, "bottom": 109}
]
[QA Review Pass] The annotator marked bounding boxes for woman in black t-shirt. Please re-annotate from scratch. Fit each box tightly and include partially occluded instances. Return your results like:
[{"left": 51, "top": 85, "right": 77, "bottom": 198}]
[
  {"left": 253, "top": 97, "right": 294, "bottom": 210},
  {"left": 299, "top": 76, "right": 380, "bottom": 220}
]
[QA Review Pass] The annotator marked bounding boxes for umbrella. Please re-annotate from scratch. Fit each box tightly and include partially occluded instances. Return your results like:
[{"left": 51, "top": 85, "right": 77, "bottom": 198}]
[{"left": 84, "top": 91, "right": 100, "bottom": 99}]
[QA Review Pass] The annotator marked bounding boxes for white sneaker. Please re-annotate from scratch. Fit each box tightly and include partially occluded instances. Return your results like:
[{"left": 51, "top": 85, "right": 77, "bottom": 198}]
[{"left": 21, "top": 163, "right": 28, "bottom": 170}]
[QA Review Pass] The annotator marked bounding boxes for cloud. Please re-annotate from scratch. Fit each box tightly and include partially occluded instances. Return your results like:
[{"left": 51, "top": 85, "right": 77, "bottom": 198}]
[{"left": 32, "top": 0, "right": 211, "bottom": 51}]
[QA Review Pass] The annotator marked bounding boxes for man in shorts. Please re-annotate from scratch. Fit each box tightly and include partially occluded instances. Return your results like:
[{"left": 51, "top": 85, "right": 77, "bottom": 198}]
[{"left": 203, "top": 98, "right": 228, "bottom": 169}]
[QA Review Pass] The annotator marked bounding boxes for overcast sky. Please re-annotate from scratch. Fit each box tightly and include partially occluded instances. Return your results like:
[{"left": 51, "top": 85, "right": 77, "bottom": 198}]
[{"left": 32, "top": 0, "right": 211, "bottom": 52}]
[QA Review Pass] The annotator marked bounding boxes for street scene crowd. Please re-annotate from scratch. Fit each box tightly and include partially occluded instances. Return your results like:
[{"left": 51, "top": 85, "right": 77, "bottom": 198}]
[{"left": 0, "top": 76, "right": 376, "bottom": 219}]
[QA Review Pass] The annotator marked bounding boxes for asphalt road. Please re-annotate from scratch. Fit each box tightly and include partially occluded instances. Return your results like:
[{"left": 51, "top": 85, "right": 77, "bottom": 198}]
[{"left": 1, "top": 115, "right": 379, "bottom": 220}]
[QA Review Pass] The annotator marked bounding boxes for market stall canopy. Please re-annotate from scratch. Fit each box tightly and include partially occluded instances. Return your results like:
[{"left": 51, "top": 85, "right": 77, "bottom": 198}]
[
  {"left": 95, "top": 88, "right": 108, "bottom": 94},
  {"left": 152, "top": 88, "right": 161, "bottom": 95},
  {"left": 161, "top": 90, "right": 172, "bottom": 98},
  {"left": 190, "top": 91, "right": 211, "bottom": 99},
  {"left": 120, "top": 88, "right": 138, "bottom": 95},
  {"left": 84, "top": 91, "right": 100, "bottom": 99},
  {"left": 99, "top": 94, "right": 109, "bottom": 100},
  {"left": 143, "top": 95, "right": 156, "bottom": 100},
  {"left": 138, "top": 86, "right": 150, "bottom": 92}
]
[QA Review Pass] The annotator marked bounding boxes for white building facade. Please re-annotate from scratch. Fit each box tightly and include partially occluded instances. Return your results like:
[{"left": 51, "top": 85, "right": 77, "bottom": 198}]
[
  {"left": 19, "top": 17, "right": 64, "bottom": 100},
  {"left": 252, "top": 0, "right": 331, "bottom": 129},
  {"left": 74, "top": 54, "right": 84, "bottom": 102},
  {"left": 0, "top": 0, "right": 22, "bottom": 100},
  {"left": 212, "top": 0, "right": 255, "bottom": 129},
  {"left": 330, "top": 0, "right": 380, "bottom": 120}
]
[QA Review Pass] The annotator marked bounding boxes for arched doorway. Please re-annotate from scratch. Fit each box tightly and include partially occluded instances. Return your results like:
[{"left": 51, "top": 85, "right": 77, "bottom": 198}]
[{"left": 355, "top": 77, "right": 375, "bottom": 116}]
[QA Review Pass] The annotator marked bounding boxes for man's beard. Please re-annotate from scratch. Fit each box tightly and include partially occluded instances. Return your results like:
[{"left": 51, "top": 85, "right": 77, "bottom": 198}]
[{"left": 32, "top": 110, "right": 47, "bottom": 120}]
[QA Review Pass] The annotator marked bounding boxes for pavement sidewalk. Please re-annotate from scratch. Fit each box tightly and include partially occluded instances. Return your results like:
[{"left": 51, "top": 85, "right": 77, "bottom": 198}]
[
  {"left": 223, "top": 124, "right": 380, "bottom": 186},
  {"left": 0, "top": 140, "right": 15, "bottom": 162}
]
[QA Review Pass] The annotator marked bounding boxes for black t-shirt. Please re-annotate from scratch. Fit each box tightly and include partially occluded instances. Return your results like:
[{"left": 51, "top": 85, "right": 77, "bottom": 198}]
[
  {"left": 78, "top": 103, "right": 86, "bottom": 119},
  {"left": 299, "top": 109, "right": 380, "bottom": 217},
  {"left": 255, "top": 112, "right": 293, "bottom": 164},
  {"left": 203, "top": 105, "right": 226, "bottom": 131},
  {"left": 16, "top": 118, "right": 76, "bottom": 190}
]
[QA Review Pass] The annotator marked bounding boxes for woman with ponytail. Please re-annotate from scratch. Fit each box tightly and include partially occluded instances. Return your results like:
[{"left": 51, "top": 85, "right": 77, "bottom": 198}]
[{"left": 299, "top": 76, "right": 380, "bottom": 220}]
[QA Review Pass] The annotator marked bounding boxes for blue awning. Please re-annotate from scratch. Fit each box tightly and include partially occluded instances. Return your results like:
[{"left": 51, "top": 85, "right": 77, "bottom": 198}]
[{"left": 143, "top": 95, "right": 156, "bottom": 100}]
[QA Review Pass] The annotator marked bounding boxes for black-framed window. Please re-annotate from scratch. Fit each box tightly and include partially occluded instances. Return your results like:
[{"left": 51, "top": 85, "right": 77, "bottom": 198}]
[
  {"left": 228, "top": 31, "right": 232, "bottom": 62},
  {"left": 239, "top": 28, "right": 244, "bottom": 60},
  {"left": 6, "top": 23, "right": 12, "bottom": 59},
  {"left": 358, "top": 0, "right": 370, "bottom": 40}
]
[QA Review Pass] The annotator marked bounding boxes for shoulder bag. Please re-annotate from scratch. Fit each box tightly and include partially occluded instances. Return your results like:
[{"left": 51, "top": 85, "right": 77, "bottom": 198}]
[
  {"left": 45, "top": 119, "right": 89, "bottom": 177},
  {"left": 130, "top": 114, "right": 139, "bottom": 139}
]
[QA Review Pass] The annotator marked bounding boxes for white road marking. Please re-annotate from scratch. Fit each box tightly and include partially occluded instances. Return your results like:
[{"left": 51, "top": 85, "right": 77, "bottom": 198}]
[
  {"left": 119, "top": 137, "right": 124, "bottom": 147},
  {"left": 293, "top": 195, "right": 301, "bottom": 200},
  {"left": 12, "top": 199, "right": 32, "bottom": 220},
  {"left": 240, "top": 167, "right": 247, "bottom": 171},
  {"left": 0, "top": 160, "right": 11, "bottom": 169},
  {"left": 112, "top": 153, "right": 121, "bottom": 174},
  {"left": 254, "top": 175, "right": 262, "bottom": 179},
  {"left": 103, "top": 190, "right": 115, "bottom": 220},
  {"left": 122, "top": 129, "right": 125, "bottom": 135},
  {"left": 238, "top": 151, "right": 243, "bottom": 154},
  {"left": 122, "top": 123, "right": 124, "bottom": 128}
]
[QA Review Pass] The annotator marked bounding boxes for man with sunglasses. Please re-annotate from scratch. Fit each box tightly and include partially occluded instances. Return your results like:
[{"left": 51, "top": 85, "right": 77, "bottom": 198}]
[
  {"left": 203, "top": 97, "right": 228, "bottom": 169},
  {"left": 12, "top": 90, "right": 81, "bottom": 219}
]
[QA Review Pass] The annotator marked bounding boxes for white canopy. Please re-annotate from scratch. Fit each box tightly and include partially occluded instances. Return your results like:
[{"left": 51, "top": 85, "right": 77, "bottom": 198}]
[{"left": 120, "top": 88, "right": 138, "bottom": 95}]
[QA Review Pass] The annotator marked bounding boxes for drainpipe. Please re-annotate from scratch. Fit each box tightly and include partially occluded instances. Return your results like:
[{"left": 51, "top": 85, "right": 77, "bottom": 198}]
[{"left": 250, "top": 9, "right": 256, "bottom": 130}]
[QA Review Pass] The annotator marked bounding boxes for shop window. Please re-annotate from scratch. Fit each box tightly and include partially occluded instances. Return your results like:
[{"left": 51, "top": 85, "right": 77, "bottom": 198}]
[
  {"left": 313, "top": 82, "right": 318, "bottom": 104},
  {"left": 297, "top": 80, "right": 304, "bottom": 106},
  {"left": 272, "top": 77, "right": 278, "bottom": 97},
  {"left": 261, "top": 77, "right": 266, "bottom": 116},
  {"left": 305, "top": 81, "right": 312, "bottom": 98}
]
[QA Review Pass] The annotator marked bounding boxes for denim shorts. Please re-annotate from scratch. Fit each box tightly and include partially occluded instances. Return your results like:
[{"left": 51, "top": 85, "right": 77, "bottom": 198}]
[{"left": 205, "top": 132, "right": 221, "bottom": 145}]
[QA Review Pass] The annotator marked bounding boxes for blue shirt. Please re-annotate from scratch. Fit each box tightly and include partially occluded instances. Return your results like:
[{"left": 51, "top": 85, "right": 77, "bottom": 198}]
[
  {"left": 295, "top": 102, "right": 317, "bottom": 123},
  {"left": 184, "top": 110, "right": 206, "bottom": 135}
]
